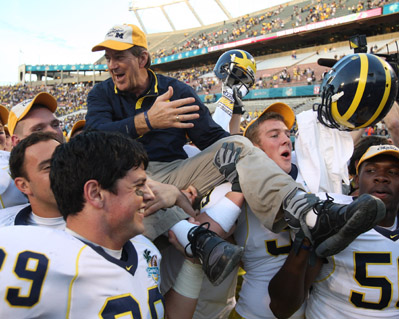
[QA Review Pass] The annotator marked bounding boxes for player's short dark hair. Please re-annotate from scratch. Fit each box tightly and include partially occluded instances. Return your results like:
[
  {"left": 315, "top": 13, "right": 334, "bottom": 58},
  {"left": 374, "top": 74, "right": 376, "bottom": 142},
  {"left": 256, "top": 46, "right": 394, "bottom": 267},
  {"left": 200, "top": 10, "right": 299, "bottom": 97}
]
[
  {"left": 348, "top": 135, "right": 390, "bottom": 176},
  {"left": 9, "top": 131, "right": 61, "bottom": 180},
  {"left": 245, "top": 111, "right": 285, "bottom": 145},
  {"left": 50, "top": 130, "right": 148, "bottom": 219}
]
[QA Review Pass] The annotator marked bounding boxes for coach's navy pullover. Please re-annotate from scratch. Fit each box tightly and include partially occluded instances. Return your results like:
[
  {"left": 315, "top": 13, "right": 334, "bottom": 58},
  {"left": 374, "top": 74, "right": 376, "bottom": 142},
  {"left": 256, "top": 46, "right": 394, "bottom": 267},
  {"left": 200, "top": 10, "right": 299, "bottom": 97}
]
[{"left": 86, "top": 69, "right": 229, "bottom": 162}]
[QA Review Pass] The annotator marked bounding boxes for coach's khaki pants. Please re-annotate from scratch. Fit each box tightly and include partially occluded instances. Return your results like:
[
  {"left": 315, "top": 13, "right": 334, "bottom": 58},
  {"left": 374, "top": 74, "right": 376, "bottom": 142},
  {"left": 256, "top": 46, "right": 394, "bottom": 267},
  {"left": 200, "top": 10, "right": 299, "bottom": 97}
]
[{"left": 143, "top": 135, "right": 304, "bottom": 240}]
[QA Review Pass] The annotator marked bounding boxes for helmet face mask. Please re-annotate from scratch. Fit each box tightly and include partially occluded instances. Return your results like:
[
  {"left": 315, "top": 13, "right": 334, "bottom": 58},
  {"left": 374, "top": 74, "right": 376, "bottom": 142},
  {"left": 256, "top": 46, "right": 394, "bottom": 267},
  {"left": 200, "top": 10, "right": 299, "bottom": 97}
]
[
  {"left": 214, "top": 49, "right": 257, "bottom": 91},
  {"left": 314, "top": 53, "right": 399, "bottom": 131}
]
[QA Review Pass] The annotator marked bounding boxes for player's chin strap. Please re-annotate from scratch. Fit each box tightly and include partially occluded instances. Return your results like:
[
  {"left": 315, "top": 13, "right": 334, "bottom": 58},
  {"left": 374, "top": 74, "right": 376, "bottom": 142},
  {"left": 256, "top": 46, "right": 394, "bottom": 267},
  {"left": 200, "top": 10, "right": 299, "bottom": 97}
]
[{"left": 292, "top": 230, "right": 318, "bottom": 266}]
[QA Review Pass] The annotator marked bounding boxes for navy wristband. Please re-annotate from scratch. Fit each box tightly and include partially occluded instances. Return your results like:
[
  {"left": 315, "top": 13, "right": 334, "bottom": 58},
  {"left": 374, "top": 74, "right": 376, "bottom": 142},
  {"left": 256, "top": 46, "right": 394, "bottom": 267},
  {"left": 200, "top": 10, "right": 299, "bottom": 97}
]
[{"left": 144, "top": 111, "right": 153, "bottom": 130}]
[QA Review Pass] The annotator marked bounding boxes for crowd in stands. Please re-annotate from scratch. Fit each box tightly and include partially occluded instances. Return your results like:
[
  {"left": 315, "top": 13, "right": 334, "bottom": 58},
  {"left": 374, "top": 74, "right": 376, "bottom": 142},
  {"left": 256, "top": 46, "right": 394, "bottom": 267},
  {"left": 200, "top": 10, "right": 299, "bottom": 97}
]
[
  {"left": 151, "top": 0, "right": 391, "bottom": 61},
  {"left": 151, "top": 5, "right": 287, "bottom": 60},
  {"left": 165, "top": 62, "right": 324, "bottom": 94},
  {"left": 0, "top": 83, "right": 91, "bottom": 134}
]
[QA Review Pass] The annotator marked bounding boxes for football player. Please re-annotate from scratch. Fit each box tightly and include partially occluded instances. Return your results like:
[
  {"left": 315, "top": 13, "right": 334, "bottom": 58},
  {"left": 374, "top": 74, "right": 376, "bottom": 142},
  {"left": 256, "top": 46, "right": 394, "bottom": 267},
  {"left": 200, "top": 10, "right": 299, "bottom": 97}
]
[
  {"left": 0, "top": 103, "right": 27, "bottom": 209},
  {"left": 270, "top": 144, "right": 399, "bottom": 318},
  {"left": 0, "top": 92, "right": 62, "bottom": 209},
  {"left": 219, "top": 99, "right": 385, "bottom": 318},
  {"left": 0, "top": 131, "right": 204, "bottom": 318},
  {"left": 1, "top": 132, "right": 63, "bottom": 227}
]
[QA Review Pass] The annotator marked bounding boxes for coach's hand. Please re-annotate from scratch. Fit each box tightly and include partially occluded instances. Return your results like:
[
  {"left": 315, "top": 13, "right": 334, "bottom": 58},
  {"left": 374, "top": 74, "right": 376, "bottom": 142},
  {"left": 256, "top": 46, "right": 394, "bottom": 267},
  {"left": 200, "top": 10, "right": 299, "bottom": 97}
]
[{"left": 136, "top": 86, "right": 200, "bottom": 135}]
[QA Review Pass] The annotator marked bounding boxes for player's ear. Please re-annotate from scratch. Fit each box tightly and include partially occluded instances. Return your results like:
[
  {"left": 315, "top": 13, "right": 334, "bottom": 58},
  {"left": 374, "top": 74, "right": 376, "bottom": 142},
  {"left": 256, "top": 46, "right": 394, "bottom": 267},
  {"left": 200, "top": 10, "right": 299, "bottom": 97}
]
[
  {"left": 11, "top": 135, "right": 20, "bottom": 147},
  {"left": 14, "top": 177, "right": 31, "bottom": 196},
  {"left": 84, "top": 180, "right": 104, "bottom": 209}
]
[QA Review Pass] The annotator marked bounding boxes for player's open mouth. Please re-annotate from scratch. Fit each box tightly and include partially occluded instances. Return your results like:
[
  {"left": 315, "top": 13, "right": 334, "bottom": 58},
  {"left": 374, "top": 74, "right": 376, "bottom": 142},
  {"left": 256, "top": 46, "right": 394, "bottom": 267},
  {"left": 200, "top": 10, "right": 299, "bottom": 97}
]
[
  {"left": 115, "top": 73, "right": 125, "bottom": 81},
  {"left": 372, "top": 190, "right": 389, "bottom": 199},
  {"left": 281, "top": 151, "right": 290, "bottom": 158},
  {"left": 139, "top": 208, "right": 145, "bottom": 215}
]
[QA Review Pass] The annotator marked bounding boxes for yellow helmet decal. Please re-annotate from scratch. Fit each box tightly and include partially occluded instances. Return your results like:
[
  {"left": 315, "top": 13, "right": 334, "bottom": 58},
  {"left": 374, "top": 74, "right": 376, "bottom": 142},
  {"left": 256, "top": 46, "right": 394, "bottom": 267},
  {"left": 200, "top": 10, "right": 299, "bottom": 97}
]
[
  {"left": 231, "top": 50, "right": 256, "bottom": 76},
  {"left": 341, "top": 54, "right": 368, "bottom": 122},
  {"left": 358, "top": 55, "right": 392, "bottom": 128},
  {"left": 331, "top": 101, "right": 355, "bottom": 129}
]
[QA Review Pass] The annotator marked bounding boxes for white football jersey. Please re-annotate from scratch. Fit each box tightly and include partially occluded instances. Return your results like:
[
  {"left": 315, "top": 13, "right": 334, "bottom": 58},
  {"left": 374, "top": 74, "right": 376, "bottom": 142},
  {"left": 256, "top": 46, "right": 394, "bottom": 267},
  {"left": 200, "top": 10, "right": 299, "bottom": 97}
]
[
  {"left": 200, "top": 182, "right": 304, "bottom": 318},
  {"left": 307, "top": 226, "right": 399, "bottom": 318},
  {"left": 0, "top": 204, "right": 65, "bottom": 230},
  {"left": 0, "top": 226, "right": 164, "bottom": 318},
  {"left": 231, "top": 159, "right": 309, "bottom": 319},
  {"left": 234, "top": 202, "right": 305, "bottom": 319},
  {"left": 0, "top": 204, "right": 29, "bottom": 226}
]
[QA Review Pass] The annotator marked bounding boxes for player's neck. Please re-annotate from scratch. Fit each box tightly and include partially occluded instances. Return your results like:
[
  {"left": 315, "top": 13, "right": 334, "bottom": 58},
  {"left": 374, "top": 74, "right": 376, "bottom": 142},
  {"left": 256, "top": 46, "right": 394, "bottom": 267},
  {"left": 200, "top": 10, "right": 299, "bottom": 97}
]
[
  {"left": 30, "top": 200, "right": 61, "bottom": 218},
  {"left": 66, "top": 211, "right": 126, "bottom": 251},
  {"left": 378, "top": 208, "right": 397, "bottom": 228}
]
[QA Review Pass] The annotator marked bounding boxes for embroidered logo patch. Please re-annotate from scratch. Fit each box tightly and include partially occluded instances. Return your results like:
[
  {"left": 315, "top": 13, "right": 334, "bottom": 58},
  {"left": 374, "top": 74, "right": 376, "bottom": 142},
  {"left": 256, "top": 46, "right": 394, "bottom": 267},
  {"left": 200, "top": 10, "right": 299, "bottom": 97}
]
[{"left": 143, "top": 249, "right": 160, "bottom": 282}]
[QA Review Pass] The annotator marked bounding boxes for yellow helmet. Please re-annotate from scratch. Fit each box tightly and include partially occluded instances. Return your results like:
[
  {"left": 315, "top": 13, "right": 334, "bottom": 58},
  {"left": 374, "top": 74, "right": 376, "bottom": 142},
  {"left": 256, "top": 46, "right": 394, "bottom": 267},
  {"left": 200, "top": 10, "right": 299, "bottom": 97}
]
[{"left": 213, "top": 49, "right": 256, "bottom": 89}]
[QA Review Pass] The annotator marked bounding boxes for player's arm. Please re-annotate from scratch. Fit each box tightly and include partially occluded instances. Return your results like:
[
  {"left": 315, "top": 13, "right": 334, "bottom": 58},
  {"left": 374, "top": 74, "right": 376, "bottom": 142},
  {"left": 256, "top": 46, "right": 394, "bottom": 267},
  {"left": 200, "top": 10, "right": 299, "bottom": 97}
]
[
  {"left": 268, "top": 238, "right": 323, "bottom": 319},
  {"left": 195, "top": 190, "right": 244, "bottom": 238},
  {"left": 164, "top": 226, "right": 203, "bottom": 319},
  {"left": 144, "top": 179, "right": 197, "bottom": 217},
  {"left": 229, "top": 86, "right": 246, "bottom": 135},
  {"left": 229, "top": 114, "right": 242, "bottom": 135}
]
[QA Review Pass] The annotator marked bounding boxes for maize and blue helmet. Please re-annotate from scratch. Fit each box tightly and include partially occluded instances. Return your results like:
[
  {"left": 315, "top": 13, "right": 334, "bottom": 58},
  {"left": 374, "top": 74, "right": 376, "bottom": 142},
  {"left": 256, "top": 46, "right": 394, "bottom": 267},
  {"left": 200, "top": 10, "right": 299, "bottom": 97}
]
[
  {"left": 314, "top": 53, "right": 398, "bottom": 131},
  {"left": 213, "top": 49, "right": 257, "bottom": 90}
]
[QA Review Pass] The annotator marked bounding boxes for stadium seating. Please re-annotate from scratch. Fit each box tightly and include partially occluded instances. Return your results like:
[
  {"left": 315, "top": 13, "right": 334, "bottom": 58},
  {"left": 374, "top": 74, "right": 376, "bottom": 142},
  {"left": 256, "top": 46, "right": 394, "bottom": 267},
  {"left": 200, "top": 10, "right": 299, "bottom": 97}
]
[{"left": 2, "top": 0, "right": 398, "bottom": 133}]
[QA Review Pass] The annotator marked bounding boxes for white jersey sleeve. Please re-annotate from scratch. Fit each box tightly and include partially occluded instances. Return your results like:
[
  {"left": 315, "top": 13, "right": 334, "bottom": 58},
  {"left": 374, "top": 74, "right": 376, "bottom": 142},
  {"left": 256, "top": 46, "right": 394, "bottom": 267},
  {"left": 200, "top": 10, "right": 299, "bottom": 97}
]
[
  {"left": 306, "top": 227, "right": 399, "bottom": 318},
  {"left": 0, "top": 150, "right": 28, "bottom": 209},
  {"left": 294, "top": 110, "right": 352, "bottom": 194},
  {"left": 0, "top": 226, "right": 164, "bottom": 319},
  {"left": 0, "top": 204, "right": 29, "bottom": 226}
]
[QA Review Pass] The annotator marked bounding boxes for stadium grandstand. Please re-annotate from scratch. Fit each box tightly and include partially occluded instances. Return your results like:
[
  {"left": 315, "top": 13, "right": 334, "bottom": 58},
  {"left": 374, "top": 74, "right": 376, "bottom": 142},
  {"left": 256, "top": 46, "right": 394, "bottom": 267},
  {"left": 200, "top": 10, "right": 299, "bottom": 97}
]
[{"left": 1, "top": 0, "right": 399, "bottom": 134}]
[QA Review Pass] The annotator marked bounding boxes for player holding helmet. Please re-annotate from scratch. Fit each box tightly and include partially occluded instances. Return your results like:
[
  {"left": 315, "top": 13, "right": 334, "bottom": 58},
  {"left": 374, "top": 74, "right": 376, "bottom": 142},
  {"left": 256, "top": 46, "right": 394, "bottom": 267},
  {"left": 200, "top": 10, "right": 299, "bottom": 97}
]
[{"left": 212, "top": 49, "right": 257, "bottom": 132}]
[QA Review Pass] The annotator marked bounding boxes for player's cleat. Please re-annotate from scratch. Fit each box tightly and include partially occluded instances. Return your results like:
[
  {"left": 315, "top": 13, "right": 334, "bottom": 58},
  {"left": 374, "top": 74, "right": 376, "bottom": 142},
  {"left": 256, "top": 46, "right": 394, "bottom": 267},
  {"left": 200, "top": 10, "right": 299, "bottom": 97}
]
[
  {"left": 186, "top": 223, "right": 244, "bottom": 286},
  {"left": 283, "top": 190, "right": 386, "bottom": 258}
]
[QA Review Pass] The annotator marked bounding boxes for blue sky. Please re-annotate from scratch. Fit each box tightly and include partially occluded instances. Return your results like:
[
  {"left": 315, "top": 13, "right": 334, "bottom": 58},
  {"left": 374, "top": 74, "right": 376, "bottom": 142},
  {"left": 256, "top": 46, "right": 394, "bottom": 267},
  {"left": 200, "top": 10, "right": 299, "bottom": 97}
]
[{"left": 0, "top": 0, "right": 289, "bottom": 85}]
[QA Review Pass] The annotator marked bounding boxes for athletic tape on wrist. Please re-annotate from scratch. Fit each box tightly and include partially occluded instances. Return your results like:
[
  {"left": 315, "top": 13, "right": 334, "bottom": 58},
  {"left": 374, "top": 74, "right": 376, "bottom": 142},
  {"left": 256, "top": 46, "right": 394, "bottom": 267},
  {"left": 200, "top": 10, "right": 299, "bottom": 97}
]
[
  {"left": 173, "top": 259, "right": 204, "bottom": 299},
  {"left": 204, "top": 196, "right": 241, "bottom": 232}
]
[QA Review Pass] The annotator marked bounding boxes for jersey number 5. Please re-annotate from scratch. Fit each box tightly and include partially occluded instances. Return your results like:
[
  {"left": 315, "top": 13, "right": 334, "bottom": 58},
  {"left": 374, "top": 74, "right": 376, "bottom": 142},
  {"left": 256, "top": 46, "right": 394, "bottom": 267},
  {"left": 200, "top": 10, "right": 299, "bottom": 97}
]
[{"left": 351, "top": 252, "right": 399, "bottom": 310}]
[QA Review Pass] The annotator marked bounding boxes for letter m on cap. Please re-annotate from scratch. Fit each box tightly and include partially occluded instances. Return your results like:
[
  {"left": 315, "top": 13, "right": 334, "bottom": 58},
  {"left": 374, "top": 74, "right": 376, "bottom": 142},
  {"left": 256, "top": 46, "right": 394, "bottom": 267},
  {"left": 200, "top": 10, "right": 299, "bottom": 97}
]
[{"left": 115, "top": 32, "right": 124, "bottom": 39}]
